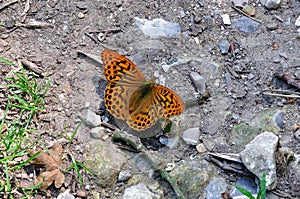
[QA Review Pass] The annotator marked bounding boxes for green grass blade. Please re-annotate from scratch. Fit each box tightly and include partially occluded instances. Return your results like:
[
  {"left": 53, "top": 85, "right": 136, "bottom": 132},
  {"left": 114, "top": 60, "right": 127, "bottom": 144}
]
[
  {"left": 235, "top": 185, "right": 256, "bottom": 199},
  {"left": 0, "top": 57, "right": 13, "bottom": 65},
  {"left": 4, "top": 161, "right": 11, "bottom": 192},
  {"left": 68, "top": 120, "right": 85, "bottom": 143},
  {"left": 258, "top": 173, "right": 266, "bottom": 199}
]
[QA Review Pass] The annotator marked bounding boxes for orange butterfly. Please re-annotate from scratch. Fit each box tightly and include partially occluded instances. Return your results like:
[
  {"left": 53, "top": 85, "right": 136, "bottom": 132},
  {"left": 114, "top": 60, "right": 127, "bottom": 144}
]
[{"left": 101, "top": 49, "right": 184, "bottom": 131}]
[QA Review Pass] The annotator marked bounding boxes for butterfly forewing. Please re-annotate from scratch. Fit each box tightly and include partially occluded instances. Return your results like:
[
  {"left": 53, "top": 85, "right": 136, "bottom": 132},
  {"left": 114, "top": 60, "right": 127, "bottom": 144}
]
[{"left": 101, "top": 49, "right": 146, "bottom": 85}]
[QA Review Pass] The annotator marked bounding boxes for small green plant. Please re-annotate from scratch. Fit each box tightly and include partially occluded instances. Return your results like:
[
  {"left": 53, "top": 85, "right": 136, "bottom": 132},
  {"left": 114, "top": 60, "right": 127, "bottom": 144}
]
[
  {"left": 235, "top": 173, "right": 266, "bottom": 199},
  {"left": 0, "top": 58, "right": 50, "bottom": 197},
  {"left": 65, "top": 154, "right": 94, "bottom": 186}
]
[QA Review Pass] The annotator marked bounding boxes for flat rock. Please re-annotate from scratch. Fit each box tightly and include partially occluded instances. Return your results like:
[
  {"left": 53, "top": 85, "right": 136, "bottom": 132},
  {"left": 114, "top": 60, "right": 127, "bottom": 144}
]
[
  {"left": 182, "top": 128, "right": 200, "bottom": 145},
  {"left": 85, "top": 110, "right": 101, "bottom": 128},
  {"left": 240, "top": 131, "right": 279, "bottom": 190},
  {"left": 122, "top": 183, "right": 159, "bottom": 199},
  {"left": 84, "top": 140, "right": 127, "bottom": 187}
]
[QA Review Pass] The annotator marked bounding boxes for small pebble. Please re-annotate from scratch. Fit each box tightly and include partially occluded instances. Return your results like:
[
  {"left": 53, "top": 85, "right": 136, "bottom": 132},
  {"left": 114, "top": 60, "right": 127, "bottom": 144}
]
[
  {"left": 196, "top": 143, "right": 206, "bottom": 153},
  {"left": 180, "top": 10, "right": 186, "bottom": 18},
  {"left": 264, "top": 0, "right": 281, "bottom": 9},
  {"left": 165, "top": 162, "right": 176, "bottom": 172},
  {"left": 78, "top": 12, "right": 85, "bottom": 19},
  {"left": 118, "top": 171, "right": 131, "bottom": 182},
  {"left": 221, "top": 14, "right": 231, "bottom": 25},
  {"left": 233, "top": 0, "right": 249, "bottom": 8},
  {"left": 190, "top": 72, "right": 206, "bottom": 93},
  {"left": 242, "top": 5, "right": 256, "bottom": 16},
  {"left": 295, "top": 70, "right": 300, "bottom": 79},
  {"left": 162, "top": 64, "right": 171, "bottom": 73},
  {"left": 153, "top": 70, "right": 160, "bottom": 78},
  {"left": 5, "top": 18, "right": 15, "bottom": 29},
  {"left": 278, "top": 51, "right": 288, "bottom": 59},
  {"left": 217, "top": 39, "right": 230, "bottom": 54},
  {"left": 266, "top": 23, "right": 279, "bottom": 30},
  {"left": 85, "top": 184, "right": 91, "bottom": 191},
  {"left": 295, "top": 16, "right": 300, "bottom": 26},
  {"left": 76, "top": 190, "right": 87, "bottom": 197}
]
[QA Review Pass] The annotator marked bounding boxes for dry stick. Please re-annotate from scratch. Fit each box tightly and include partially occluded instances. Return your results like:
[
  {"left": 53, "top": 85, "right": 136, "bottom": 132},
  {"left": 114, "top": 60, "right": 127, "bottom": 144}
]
[
  {"left": 0, "top": 0, "right": 18, "bottom": 10},
  {"left": 263, "top": 92, "right": 300, "bottom": 98},
  {"left": 20, "top": 0, "right": 30, "bottom": 23},
  {"left": 263, "top": 89, "right": 300, "bottom": 95},
  {"left": 231, "top": 5, "right": 262, "bottom": 24}
]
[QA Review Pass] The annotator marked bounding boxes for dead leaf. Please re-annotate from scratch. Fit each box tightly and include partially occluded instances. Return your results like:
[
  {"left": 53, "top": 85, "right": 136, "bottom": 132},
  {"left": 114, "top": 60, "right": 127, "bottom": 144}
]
[
  {"left": 29, "top": 143, "right": 65, "bottom": 190},
  {"left": 36, "top": 169, "right": 65, "bottom": 190}
]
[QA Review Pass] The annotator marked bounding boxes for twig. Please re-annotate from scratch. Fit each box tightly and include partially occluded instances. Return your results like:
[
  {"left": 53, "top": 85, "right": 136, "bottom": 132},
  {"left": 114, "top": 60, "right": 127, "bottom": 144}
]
[
  {"left": 263, "top": 92, "right": 300, "bottom": 98},
  {"left": 231, "top": 4, "right": 262, "bottom": 24},
  {"left": 16, "top": 20, "right": 53, "bottom": 28},
  {"left": 20, "top": 58, "right": 45, "bottom": 77},
  {"left": 263, "top": 89, "right": 300, "bottom": 95},
  {"left": 0, "top": 0, "right": 18, "bottom": 10},
  {"left": 20, "top": 0, "right": 30, "bottom": 23},
  {"left": 89, "top": 28, "right": 122, "bottom": 34}
]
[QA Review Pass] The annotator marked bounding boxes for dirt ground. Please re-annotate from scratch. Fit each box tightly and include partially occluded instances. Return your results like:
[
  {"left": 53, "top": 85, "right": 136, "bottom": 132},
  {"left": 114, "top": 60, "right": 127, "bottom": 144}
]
[{"left": 1, "top": 0, "right": 300, "bottom": 198}]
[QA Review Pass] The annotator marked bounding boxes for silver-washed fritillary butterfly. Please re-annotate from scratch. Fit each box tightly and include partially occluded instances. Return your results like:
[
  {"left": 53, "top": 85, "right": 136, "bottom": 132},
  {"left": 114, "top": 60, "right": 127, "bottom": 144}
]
[{"left": 101, "top": 49, "right": 184, "bottom": 131}]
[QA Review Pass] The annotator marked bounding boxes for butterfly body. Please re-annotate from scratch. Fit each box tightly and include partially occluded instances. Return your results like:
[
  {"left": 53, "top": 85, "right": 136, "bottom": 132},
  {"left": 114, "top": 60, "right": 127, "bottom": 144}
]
[{"left": 101, "top": 49, "right": 184, "bottom": 131}]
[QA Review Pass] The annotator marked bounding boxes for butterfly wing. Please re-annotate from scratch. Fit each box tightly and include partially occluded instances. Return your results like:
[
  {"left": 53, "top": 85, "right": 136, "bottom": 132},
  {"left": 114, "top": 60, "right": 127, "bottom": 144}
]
[
  {"left": 101, "top": 49, "right": 146, "bottom": 85},
  {"left": 126, "top": 84, "right": 185, "bottom": 131},
  {"left": 102, "top": 49, "right": 147, "bottom": 120},
  {"left": 101, "top": 49, "right": 184, "bottom": 131},
  {"left": 152, "top": 85, "right": 185, "bottom": 118}
]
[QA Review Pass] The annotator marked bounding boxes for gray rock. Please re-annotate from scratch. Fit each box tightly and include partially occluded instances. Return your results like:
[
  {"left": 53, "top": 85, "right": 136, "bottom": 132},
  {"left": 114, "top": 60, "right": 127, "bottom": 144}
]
[
  {"left": 205, "top": 178, "right": 227, "bottom": 199},
  {"left": 295, "top": 16, "right": 300, "bottom": 26},
  {"left": 57, "top": 189, "right": 75, "bottom": 199},
  {"left": 182, "top": 128, "right": 200, "bottom": 145},
  {"left": 118, "top": 171, "right": 131, "bottom": 182},
  {"left": 217, "top": 39, "right": 230, "bottom": 54},
  {"left": 231, "top": 177, "right": 258, "bottom": 197},
  {"left": 295, "top": 70, "right": 300, "bottom": 79},
  {"left": 180, "top": 10, "right": 185, "bottom": 18},
  {"left": 169, "top": 157, "right": 215, "bottom": 198},
  {"left": 162, "top": 64, "right": 171, "bottom": 73},
  {"left": 266, "top": 23, "right": 278, "bottom": 30},
  {"left": 233, "top": 0, "right": 249, "bottom": 8},
  {"left": 90, "top": 127, "right": 106, "bottom": 139},
  {"left": 85, "top": 110, "right": 101, "bottom": 127},
  {"left": 231, "top": 16, "right": 261, "bottom": 33},
  {"left": 84, "top": 140, "right": 127, "bottom": 187},
  {"left": 122, "top": 183, "right": 159, "bottom": 199},
  {"left": 295, "top": 129, "right": 300, "bottom": 141},
  {"left": 196, "top": 143, "right": 206, "bottom": 153},
  {"left": 190, "top": 72, "right": 206, "bottom": 93},
  {"left": 159, "top": 136, "right": 179, "bottom": 148},
  {"left": 273, "top": 111, "right": 285, "bottom": 129},
  {"left": 240, "top": 132, "right": 279, "bottom": 190},
  {"left": 278, "top": 51, "right": 288, "bottom": 59},
  {"left": 264, "top": 0, "right": 281, "bottom": 9},
  {"left": 288, "top": 154, "right": 300, "bottom": 195}
]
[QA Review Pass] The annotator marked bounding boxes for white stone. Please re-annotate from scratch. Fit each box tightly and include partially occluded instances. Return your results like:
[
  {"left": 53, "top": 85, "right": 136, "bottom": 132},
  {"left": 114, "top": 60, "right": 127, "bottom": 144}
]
[
  {"left": 221, "top": 14, "right": 231, "bottom": 25},
  {"left": 162, "top": 64, "right": 171, "bottom": 73},
  {"left": 295, "top": 16, "right": 300, "bottom": 26}
]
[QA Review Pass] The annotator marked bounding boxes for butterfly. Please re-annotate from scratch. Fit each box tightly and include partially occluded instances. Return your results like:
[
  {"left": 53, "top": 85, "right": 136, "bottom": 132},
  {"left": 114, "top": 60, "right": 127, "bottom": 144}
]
[{"left": 101, "top": 49, "right": 184, "bottom": 131}]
